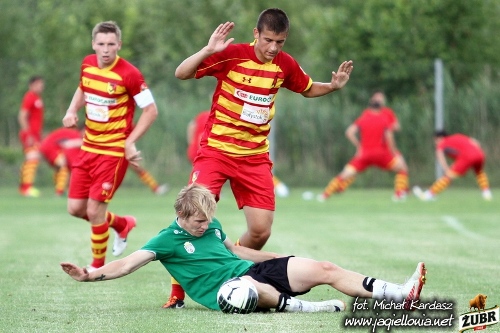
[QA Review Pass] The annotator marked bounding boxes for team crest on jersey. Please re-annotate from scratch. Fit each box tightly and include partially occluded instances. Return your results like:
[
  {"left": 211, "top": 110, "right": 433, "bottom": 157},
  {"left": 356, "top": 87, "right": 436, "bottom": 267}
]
[
  {"left": 184, "top": 241, "right": 195, "bottom": 254},
  {"left": 215, "top": 229, "right": 221, "bottom": 239},
  {"left": 191, "top": 171, "right": 199, "bottom": 183},
  {"left": 107, "top": 82, "right": 117, "bottom": 94}
]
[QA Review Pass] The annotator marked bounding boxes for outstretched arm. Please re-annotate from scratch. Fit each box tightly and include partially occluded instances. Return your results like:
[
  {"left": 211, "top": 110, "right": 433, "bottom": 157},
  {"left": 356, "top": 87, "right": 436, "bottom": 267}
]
[
  {"left": 61, "top": 250, "right": 155, "bottom": 282},
  {"left": 435, "top": 150, "right": 449, "bottom": 174},
  {"left": 175, "top": 22, "right": 235, "bottom": 80},
  {"left": 301, "top": 60, "right": 354, "bottom": 98}
]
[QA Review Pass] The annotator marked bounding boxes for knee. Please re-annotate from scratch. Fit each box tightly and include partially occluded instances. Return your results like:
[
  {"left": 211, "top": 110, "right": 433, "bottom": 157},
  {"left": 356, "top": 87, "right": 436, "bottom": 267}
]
[
  {"left": 247, "top": 229, "right": 271, "bottom": 249},
  {"left": 319, "top": 261, "right": 341, "bottom": 276},
  {"left": 67, "top": 203, "right": 87, "bottom": 219}
]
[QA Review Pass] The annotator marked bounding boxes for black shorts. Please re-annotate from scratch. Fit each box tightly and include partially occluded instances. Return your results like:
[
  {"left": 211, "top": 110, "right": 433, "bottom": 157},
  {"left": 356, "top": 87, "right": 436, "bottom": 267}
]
[{"left": 243, "top": 256, "right": 310, "bottom": 297}]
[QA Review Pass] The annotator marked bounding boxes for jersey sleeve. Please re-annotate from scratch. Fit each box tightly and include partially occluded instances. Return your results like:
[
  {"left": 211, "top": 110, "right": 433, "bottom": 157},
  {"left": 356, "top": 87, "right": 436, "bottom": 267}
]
[
  {"left": 195, "top": 45, "right": 236, "bottom": 80},
  {"left": 280, "top": 52, "right": 312, "bottom": 93},
  {"left": 20, "top": 93, "right": 35, "bottom": 112},
  {"left": 211, "top": 218, "right": 227, "bottom": 242},
  {"left": 140, "top": 230, "right": 174, "bottom": 261}
]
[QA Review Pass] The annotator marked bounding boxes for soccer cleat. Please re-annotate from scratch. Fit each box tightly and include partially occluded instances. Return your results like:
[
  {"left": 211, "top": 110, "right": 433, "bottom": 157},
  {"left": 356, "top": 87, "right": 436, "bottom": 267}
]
[
  {"left": 401, "top": 262, "right": 427, "bottom": 311},
  {"left": 312, "top": 299, "right": 346, "bottom": 312},
  {"left": 20, "top": 187, "right": 40, "bottom": 198},
  {"left": 155, "top": 183, "right": 169, "bottom": 196},
  {"left": 482, "top": 189, "right": 492, "bottom": 201},
  {"left": 275, "top": 182, "right": 290, "bottom": 198},
  {"left": 412, "top": 186, "right": 435, "bottom": 201},
  {"left": 392, "top": 191, "right": 407, "bottom": 202},
  {"left": 316, "top": 193, "right": 327, "bottom": 202},
  {"left": 112, "top": 216, "right": 137, "bottom": 257},
  {"left": 162, "top": 296, "right": 185, "bottom": 309}
]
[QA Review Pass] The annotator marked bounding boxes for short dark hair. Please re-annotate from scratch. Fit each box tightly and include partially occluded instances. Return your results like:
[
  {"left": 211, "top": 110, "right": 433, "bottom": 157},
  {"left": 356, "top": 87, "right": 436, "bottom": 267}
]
[
  {"left": 92, "top": 21, "right": 122, "bottom": 41},
  {"left": 434, "top": 130, "right": 448, "bottom": 137},
  {"left": 29, "top": 76, "right": 43, "bottom": 84},
  {"left": 256, "top": 8, "right": 289, "bottom": 34}
]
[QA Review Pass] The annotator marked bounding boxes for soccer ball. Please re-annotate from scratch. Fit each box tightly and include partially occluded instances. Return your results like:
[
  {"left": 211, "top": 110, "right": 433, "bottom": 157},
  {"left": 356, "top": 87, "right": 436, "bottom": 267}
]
[{"left": 217, "top": 277, "right": 259, "bottom": 314}]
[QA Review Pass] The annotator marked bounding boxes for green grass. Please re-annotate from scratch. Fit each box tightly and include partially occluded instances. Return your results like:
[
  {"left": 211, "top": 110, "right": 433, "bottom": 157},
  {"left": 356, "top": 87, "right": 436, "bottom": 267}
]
[{"left": 0, "top": 186, "right": 499, "bottom": 333}]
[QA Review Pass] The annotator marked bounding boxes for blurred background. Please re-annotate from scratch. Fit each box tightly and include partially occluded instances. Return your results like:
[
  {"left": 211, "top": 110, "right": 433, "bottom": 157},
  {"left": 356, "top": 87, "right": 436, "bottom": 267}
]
[{"left": 1, "top": 0, "right": 499, "bottom": 189}]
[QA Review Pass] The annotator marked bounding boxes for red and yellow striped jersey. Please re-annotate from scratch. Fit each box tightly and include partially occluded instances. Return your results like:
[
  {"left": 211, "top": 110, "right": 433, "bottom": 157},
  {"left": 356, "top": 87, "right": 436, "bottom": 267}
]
[
  {"left": 196, "top": 42, "right": 312, "bottom": 156},
  {"left": 79, "top": 54, "right": 148, "bottom": 157}
]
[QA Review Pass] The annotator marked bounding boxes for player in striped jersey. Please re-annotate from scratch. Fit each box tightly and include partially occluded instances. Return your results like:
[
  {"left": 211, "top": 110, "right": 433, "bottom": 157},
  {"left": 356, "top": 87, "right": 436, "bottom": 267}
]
[
  {"left": 164, "top": 8, "right": 353, "bottom": 308},
  {"left": 62, "top": 21, "right": 158, "bottom": 271}
]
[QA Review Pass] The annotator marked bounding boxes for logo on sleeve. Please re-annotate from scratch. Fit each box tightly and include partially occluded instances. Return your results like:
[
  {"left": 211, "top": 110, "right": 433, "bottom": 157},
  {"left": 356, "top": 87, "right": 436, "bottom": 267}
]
[
  {"left": 184, "top": 242, "right": 195, "bottom": 254},
  {"left": 215, "top": 229, "right": 221, "bottom": 239}
]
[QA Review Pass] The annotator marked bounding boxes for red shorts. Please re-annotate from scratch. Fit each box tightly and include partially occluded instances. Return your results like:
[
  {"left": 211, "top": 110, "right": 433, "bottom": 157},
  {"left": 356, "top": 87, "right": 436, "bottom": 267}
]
[
  {"left": 19, "top": 130, "right": 41, "bottom": 152},
  {"left": 69, "top": 150, "right": 128, "bottom": 203},
  {"left": 450, "top": 153, "right": 485, "bottom": 176},
  {"left": 189, "top": 148, "right": 275, "bottom": 210},
  {"left": 40, "top": 147, "right": 61, "bottom": 167},
  {"left": 348, "top": 148, "right": 397, "bottom": 172}
]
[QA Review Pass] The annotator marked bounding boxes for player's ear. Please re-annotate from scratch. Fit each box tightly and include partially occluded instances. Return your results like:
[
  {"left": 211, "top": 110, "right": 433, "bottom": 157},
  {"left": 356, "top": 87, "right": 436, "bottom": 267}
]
[{"left": 253, "top": 28, "right": 259, "bottom": 40}]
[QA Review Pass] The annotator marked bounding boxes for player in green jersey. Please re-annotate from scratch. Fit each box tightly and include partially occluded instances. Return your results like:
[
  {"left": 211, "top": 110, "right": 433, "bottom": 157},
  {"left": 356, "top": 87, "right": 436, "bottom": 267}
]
[{"left": 61, "top": 184, "right": 426, "bottom": 312}]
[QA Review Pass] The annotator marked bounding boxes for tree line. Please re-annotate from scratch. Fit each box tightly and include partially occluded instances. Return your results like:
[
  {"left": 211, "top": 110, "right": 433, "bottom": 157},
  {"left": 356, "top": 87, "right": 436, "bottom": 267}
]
[{"left": 1, "top": 0, "right": 499, "bottom": 186}]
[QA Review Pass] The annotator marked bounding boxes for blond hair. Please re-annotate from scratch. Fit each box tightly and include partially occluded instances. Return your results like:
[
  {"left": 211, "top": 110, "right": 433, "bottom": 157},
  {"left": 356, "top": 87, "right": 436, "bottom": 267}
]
[{"left": 174, "top": 184, "right": 216, "bottom": 221}]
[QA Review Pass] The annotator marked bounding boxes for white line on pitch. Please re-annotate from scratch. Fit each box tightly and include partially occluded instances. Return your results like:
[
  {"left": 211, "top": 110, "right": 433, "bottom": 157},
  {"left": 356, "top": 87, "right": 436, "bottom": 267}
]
[{"left": 442, "top": 215, "right": 484, "bottom": 240}]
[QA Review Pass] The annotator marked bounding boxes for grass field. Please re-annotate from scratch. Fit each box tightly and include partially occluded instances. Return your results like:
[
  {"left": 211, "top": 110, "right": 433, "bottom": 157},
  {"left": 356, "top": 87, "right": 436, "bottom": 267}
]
[{"left": 0, "top": 185, "right": 498, "bottom": 333}]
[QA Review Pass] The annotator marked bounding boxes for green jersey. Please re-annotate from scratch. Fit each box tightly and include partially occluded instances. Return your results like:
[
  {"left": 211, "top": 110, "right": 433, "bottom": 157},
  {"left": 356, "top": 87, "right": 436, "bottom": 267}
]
[{"left": 140, "top": 218, "right": 254, "bottom": 310}]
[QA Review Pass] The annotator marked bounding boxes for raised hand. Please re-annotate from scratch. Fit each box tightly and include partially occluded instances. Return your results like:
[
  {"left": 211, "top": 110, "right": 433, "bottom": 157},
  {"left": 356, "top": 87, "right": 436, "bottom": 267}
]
[
  {"left": 206, "top": 22, "right": 235, "bottom": 54},
  {"left": 330, "top": 60, "right": 354, "bottom": 90}
]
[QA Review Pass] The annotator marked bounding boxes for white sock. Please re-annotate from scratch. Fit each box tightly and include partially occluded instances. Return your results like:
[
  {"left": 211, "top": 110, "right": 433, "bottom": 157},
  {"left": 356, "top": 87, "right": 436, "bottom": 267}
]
[{"left": 372, "top": 280, "right": 403, "bottom": 302}]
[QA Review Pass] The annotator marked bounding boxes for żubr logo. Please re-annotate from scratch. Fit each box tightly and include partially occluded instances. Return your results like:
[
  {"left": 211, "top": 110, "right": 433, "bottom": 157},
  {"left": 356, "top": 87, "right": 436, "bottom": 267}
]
[{"left": 458, "top": 294, "right": 498, "bottom": 332}]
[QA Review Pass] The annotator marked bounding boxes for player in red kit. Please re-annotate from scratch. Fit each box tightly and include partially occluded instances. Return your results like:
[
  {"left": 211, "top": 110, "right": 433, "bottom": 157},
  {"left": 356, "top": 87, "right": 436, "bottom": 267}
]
[
  {"left": 413, "top": 131, "right": 492, "bottom": 201},
  {"left": 318, "top": 93, "right": 409, "bottom": 201},
  {"left": 39, "top": 127, "right": 83, "bottom": 196},
  {"left": 163, "top": 8, "right": 353, "bottom": 309},
  {"left": 18, "top": 76, "right": 45, "bottom": 197},
  {"left": 62, "top": 21, "right": 158, "bottom": 271}
]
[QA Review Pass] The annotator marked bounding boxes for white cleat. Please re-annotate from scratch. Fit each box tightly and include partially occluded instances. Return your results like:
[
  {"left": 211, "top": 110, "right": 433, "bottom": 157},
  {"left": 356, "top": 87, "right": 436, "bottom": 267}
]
[
  {"left": 112, "top": 216, "right": 136, "bottom": 256},
  {"left": 155, "top": 183, "right": 169, "bottom": 196},
  {"left": 401, "top": 262, "right": 427, "bottom": 310},
  {"left": 482, "top": 189, "right": 492, "bottom": 201},
  {"left": 312, "top": 299, "right": 346, "bottom": 312},
  {"left": 275, "top": 183, "right": 290, "bottom": 198},
  {"left": 412, "top": 186, "right": 435, "bottom": 201}
]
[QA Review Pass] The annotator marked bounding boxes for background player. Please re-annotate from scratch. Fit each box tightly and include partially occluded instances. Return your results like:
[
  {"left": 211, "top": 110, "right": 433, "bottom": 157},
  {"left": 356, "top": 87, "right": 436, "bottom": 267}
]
[
  {"left": 62, "top": 21, "right": 158, "bottom": 271},
  {"left": 18, "top": 75, "right": 45, "bottom": 197},
  {"left": 318, "top": 93, "right": 409, "bottom": 201},
  {"left": 41, "top": 127, "right": 167, "bottom": 196},
  {"left": 39, "top": 127, "right": 82, "bottom": 196},
  {"left": 413, "top": 130, "right": 492, "bottom": 201},
  {"left": 61, "top": 183, "right": 427, "bottom": 313},
  {"left": 164, "top": 8, "right": 353, "bottom": 308}
]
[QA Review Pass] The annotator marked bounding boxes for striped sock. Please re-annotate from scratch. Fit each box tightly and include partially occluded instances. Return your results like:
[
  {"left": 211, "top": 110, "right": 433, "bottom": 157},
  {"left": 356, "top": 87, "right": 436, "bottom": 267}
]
[
  {"left": 54, "top": 166, "right": 69, "bottom": 195},
  {"left": 394, "top": 171, "right": 409, "bottom": 194},
  {"left": 106, "top": 211, "right": 127, "bottom": 234},
  {"left": 19, "top": 159, "right": 39, "bottom": 189},
  {"left": 90, "top": 222, "right": 109, "bottom": 268},
  {"left": 476, "top": 171, "right": 490, "bottom": 191},
  {"left": 138, "top": 169, "right": 159, "bottom": 192},
  {"left": 429, "top": 176, "right": 451, "bottom": 195}
]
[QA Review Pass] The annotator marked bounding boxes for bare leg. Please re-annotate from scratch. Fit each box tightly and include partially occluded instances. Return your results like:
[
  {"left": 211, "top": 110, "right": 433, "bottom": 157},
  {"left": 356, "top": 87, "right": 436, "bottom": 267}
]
[
  {"left": 287, "top": 257, "right": 372, "bottom": 298},
  {"left": 239, "top": 207, "right": 273, "bottom": 250}
]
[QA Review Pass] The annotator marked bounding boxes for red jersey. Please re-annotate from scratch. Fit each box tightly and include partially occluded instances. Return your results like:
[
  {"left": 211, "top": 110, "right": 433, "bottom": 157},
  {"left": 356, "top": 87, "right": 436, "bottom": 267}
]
[
  {"left": 187, "top": 111, "right": 210, "bottom": 162},
  {"left": 40, "top": 128, "right": 82, "bottom": 168},
  {"left": 380, "top": 107, "right": 398, "bottom": 130},
  {"left": 20, "top": 90, "right": 44, "bottom": 141},
  {"left": 195, "top": 42, "right": 312, "bottom": 156},
  {"left": 354, "top": 110, "right": 391, "bottom": 150},
  {"left": 437, "top": 134, "right": 484, "bottom": 160},
  {"left": 79, "top": 54, "right": 148, "bottom": 157}
]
